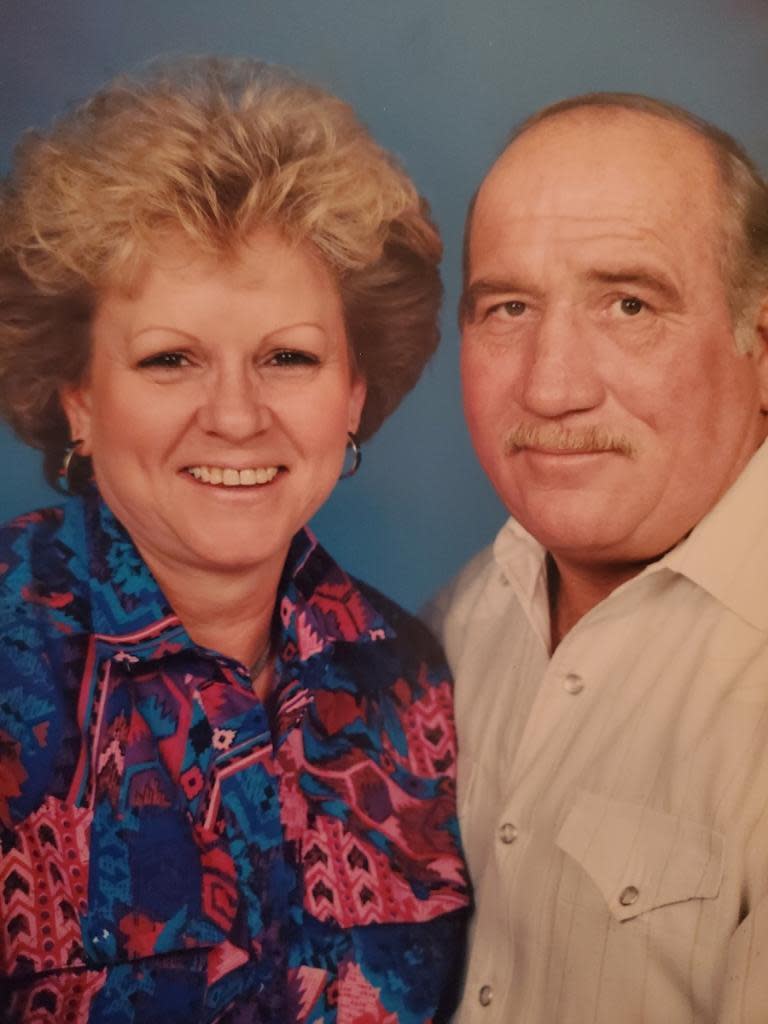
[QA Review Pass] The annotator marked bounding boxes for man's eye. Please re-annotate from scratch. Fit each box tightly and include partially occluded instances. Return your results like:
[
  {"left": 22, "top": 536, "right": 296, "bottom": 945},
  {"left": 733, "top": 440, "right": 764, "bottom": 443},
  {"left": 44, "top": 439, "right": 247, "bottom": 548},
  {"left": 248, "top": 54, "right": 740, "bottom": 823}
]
[
  {"left": 489, "top": 300, "right": 527, "bottom": 318},
  {"left": 619, "top": 297, "right": 646, "bottom": 316},
  {"left": 138, "top": 351, "right": 189, "bottom": 369}
]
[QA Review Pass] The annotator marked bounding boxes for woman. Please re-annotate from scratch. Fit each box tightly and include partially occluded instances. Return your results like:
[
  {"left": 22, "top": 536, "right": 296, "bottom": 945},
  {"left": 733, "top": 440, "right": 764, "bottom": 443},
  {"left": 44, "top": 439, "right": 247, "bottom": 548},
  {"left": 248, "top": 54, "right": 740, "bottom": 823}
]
[{"left": 0, "top": 59, "right": 469, "bottom": 1023}]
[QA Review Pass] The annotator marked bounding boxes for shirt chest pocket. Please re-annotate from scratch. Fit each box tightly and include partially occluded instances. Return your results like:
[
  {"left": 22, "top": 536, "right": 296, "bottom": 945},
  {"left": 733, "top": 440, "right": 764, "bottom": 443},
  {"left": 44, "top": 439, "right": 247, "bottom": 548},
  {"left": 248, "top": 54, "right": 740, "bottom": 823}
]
[
  {"left": 555, "top": 789, "right": 724, "bottom": 922},
  {"left": 0, "top": 794, "right": 240, "bottom": 979},
  {"left": 82, "top": 801, "right": 239, "bottom": 965}
]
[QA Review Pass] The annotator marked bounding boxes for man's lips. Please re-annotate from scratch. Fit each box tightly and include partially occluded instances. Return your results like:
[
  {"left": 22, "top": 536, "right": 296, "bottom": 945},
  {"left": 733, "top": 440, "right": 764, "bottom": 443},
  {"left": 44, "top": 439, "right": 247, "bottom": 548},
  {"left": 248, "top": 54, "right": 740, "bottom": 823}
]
[{"left": 515, "top": 446, "right": 610, "bottom": 456}]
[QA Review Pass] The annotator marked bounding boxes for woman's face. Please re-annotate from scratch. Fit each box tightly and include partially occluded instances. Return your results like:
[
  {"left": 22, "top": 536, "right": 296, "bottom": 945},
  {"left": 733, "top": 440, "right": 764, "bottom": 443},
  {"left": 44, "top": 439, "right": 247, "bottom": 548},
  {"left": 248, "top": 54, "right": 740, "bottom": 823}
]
[{"left": 61, "top": 227, "right": 366, "bottom": 584}]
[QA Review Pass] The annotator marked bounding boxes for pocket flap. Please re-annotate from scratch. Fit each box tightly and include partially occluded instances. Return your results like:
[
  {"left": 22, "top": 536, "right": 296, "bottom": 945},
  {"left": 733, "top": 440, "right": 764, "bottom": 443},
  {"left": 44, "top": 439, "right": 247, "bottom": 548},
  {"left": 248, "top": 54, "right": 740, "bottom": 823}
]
[{"left": 556, "top": 789, "right": 724, "bottom": 921}]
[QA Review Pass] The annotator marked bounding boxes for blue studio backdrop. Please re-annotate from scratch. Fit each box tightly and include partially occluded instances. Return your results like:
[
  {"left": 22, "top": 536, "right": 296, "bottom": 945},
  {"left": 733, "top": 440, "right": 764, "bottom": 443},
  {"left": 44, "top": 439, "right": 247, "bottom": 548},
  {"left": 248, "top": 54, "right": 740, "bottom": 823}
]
[{"left": 2, "top": 0, "right": 767, "bottom": 609}]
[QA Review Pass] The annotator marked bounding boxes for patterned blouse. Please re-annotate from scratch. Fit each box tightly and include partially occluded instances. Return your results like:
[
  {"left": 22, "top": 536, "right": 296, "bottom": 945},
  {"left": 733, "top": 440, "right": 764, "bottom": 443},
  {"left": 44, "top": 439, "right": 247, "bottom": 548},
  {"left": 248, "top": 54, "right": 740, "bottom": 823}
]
[{"left": 0, "top": 492, "right": 469, "bottom": 1023}]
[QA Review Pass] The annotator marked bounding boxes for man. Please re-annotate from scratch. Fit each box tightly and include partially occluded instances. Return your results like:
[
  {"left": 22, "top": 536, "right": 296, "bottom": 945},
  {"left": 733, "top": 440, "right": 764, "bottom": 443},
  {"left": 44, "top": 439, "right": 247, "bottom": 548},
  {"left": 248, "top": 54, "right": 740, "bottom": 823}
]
[{"left": 429, "top": 94, "right": 768, "bottom": 1022}]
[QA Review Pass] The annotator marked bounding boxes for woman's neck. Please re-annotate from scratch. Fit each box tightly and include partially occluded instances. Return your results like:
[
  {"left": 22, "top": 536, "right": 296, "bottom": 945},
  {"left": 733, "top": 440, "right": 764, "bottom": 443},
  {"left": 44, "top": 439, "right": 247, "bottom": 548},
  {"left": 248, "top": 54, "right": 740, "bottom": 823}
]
[{"left": 138, "top": 547, "right": 285, "bottom": 671}]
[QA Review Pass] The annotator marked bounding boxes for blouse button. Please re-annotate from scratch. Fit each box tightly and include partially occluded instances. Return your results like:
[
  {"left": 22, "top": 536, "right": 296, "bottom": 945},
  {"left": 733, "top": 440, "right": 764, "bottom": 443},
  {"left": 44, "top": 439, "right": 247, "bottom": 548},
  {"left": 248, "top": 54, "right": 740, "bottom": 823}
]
[
  {"left": 563, "top": 673, "right": 584, "bottom": 695},
  {"left": 478, "top": 984, "right": 493, "bottom": 1007},
  {"left": 498, "top": 822, "right": 518, "bottom": 845},
  {"left": 619, "top": 885, "right": 640, "bottom": 906}
]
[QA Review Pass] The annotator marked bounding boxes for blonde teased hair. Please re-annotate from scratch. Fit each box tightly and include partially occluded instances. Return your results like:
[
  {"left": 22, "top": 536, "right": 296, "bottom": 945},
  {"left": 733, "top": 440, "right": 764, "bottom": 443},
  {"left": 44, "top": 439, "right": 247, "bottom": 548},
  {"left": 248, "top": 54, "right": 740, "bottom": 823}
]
[{"left": 0, "top": 57, "right": 442, "bottom": 487}]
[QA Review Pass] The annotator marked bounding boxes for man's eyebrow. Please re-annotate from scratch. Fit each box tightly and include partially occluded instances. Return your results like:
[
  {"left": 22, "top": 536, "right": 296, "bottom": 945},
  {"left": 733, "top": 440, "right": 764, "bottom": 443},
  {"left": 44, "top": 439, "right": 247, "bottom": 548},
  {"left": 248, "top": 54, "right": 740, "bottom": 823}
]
[{"left": 584, "top": 268, "right": 681, "bottom": 303}]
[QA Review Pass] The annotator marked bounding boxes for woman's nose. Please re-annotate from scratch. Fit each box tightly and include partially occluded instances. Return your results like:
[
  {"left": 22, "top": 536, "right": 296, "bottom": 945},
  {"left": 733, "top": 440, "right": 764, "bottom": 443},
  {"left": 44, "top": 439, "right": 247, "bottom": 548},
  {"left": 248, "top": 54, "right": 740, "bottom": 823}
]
[{"left": 196, "top": 369, "right": 273, "bottom": 441}]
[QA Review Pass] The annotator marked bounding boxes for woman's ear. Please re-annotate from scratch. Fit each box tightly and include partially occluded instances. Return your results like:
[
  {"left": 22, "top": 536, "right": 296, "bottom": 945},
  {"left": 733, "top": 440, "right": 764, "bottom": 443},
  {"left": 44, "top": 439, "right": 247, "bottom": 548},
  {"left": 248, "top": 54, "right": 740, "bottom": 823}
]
[
  {"left": 348, "top": 375, "right": 367, "bottom": 435},
  {"left": 59, "top": 384, "right": 94, "bottom": 454}
]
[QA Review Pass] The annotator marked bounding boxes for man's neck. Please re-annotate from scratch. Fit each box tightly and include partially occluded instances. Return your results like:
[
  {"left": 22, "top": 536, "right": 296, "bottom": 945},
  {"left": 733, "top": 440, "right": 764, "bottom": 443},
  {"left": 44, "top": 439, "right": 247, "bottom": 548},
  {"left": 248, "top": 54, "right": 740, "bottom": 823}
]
[{"left": 547, "top": 553, "right": 646, "bottom": 651}]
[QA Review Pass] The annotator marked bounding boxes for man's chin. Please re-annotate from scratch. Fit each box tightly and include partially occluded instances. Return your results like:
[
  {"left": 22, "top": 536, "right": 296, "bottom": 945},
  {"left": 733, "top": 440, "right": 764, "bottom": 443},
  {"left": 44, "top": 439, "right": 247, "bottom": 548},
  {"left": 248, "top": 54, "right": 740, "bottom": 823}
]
[{"left": 507, "top": 501, "right": 647, "bottom": 565}]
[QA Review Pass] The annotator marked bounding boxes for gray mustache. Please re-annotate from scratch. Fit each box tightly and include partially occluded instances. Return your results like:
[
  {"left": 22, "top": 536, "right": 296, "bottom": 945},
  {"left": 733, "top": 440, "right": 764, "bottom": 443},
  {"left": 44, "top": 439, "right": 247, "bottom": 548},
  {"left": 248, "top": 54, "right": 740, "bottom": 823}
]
[{"left": 503, "top": 423, "right": 637, "bottom": 457}]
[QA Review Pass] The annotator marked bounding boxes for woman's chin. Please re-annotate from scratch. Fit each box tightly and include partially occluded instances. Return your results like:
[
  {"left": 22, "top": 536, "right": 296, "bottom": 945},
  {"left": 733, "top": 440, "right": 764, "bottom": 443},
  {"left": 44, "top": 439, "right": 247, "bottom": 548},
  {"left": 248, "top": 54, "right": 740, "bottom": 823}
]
[{"left": 179, "top": 532, "right": 293, "bottom": 577}]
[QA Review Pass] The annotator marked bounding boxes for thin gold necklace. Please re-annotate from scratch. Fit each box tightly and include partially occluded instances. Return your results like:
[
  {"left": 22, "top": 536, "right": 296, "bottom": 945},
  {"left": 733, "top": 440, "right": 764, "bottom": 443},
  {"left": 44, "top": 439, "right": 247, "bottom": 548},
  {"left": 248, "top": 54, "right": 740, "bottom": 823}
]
[{"left": 249, "top": 641, "right": 273, "bottom": 682}]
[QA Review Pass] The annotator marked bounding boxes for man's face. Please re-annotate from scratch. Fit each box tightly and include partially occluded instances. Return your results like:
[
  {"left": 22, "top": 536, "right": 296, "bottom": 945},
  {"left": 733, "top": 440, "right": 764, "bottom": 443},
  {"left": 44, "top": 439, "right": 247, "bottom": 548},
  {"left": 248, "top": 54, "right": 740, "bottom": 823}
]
[{"left": 461, "top": 110, "right": 768, "bottom": 569}]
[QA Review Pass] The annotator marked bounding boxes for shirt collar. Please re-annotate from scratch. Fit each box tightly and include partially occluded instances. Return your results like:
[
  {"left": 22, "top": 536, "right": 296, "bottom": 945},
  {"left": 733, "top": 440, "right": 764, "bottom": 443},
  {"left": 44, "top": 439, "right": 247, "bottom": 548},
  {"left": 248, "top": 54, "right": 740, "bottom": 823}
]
[
  {"left": 277, "top": 527, "right": 395, "bottom": 660},
  {"left": 492, "top": 438, "right": 768, "bottom": 634},
  {"left": 492, "top": 517, "right": 550, "bottom": 645},
  {"left": 493, "top": 516, "right": 547, "bottom": 598},
  {"left": 661, "top": 438, "right": 768, "bottom": 632},
  {"left": 77, "top": 490, "right": 182, "bottom": 650}
]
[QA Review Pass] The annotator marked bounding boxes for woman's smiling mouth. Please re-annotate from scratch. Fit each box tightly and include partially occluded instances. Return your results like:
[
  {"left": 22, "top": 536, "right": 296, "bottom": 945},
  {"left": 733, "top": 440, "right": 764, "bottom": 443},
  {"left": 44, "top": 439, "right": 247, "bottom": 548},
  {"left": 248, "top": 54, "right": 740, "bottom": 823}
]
[{"left": 186, "top": 465, "right": 281, "bottom": 486}]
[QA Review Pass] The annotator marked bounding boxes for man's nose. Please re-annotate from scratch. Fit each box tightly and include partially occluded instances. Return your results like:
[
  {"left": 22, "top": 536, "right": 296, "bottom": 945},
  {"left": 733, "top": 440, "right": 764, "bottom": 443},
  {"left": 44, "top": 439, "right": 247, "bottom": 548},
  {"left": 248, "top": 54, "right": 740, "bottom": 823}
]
[
  {"left": 521, "top": 305, "right": 606, "bottom": 418},
  {"left": 197, "top": 368, "right": 273, "bottom": 441}
]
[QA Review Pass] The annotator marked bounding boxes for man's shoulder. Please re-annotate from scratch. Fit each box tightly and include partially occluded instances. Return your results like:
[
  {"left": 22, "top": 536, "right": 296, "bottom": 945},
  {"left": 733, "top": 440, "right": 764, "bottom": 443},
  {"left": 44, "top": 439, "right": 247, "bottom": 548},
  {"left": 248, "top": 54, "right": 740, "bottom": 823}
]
[{"left": 422, "top": 542, "right": 500, "bottom": 642}]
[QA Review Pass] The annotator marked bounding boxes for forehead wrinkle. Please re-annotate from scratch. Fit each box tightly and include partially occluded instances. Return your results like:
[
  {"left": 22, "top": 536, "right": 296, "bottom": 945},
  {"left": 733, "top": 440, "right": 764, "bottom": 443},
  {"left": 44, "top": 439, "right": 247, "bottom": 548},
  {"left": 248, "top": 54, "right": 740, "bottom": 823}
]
[
  {"left": 470, "top": 207, "right": 699, "bottom": 298},
  {"left": 583, "top": 267, "right": 681, "bottom": 304},
  {"left": 474, "top": 206, "right": 684, "bottom": 242}
]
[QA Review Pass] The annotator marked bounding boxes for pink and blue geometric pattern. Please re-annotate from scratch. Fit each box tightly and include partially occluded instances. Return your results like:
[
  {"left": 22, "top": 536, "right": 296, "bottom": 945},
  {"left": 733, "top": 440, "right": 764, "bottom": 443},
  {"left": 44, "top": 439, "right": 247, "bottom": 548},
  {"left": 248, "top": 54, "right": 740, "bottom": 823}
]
[{"left": 0, "top": 492, "right": 469, "bottom": 1022}]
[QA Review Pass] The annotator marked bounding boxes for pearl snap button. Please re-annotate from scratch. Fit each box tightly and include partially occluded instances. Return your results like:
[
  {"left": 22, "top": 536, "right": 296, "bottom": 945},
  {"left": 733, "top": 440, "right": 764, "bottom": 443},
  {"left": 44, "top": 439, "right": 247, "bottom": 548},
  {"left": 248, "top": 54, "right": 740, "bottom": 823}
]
[
  {"left": 499, "top": 822, "right": 518, "bottom": 844},
  {"left": 619, "top": 885, "right": 640, "bottom": 906},
  {"left": 563, "top": 673, "right": 584, "bottom": 694},
  {"left": 478, "top": 984, "right": 493, "bottom": 1007}
]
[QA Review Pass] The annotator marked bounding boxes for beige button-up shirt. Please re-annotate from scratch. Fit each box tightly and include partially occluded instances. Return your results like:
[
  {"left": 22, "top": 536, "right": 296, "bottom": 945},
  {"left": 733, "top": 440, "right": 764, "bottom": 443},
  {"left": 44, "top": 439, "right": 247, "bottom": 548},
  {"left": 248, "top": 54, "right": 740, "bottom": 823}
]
[{"left": 428, "top": 440, "right": 768, "bottom": 1024}]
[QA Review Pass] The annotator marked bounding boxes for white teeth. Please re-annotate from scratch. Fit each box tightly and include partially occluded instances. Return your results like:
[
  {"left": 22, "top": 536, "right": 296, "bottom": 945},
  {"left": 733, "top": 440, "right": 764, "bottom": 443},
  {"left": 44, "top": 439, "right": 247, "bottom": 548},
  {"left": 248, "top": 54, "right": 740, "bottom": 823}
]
[{"left": 187, "top": 466, "right": 279, "bottom": 487}]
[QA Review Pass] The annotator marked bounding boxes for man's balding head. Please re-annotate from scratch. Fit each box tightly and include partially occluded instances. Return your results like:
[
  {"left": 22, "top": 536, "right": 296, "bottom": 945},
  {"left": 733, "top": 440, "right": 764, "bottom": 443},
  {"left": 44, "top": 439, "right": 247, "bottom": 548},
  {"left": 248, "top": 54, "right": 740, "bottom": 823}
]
[{"left": 462, "top": 93, "right": 768, "bottom": 347}]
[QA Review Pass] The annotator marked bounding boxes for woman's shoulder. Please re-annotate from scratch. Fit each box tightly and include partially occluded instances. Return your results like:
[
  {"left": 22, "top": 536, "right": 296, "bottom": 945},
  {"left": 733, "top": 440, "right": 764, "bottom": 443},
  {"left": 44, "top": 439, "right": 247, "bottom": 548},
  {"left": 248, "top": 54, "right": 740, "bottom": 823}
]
[
  {"left": 0, "top": 497, "right": 87, "bottom": 624},
  {"left": 0, "top": 500, "right": 67, "bottom": 547},
  {"left": 290, "top": 530, "right": 449, "bottom": 674},
  {"left": 0, "top": 502, "right": 66, "bottom": 607},
  {"left": 0, "top": 499, "right": 94, "bottom": 715},
  {"left": 0, "top": 502, "right": 91, "bottom": 824},
  {"left": 350, "top": 573, "right": 447, "bottom": 665}
]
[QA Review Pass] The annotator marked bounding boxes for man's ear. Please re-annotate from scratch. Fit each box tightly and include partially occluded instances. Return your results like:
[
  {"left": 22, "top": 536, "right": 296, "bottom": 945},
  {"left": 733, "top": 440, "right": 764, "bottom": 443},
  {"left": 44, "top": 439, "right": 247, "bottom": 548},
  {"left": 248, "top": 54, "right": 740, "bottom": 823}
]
[
  {"left": 59, "top": 384, "right": 93, "bottom": 454},
  {"left": 755, "top": 296, "right": 768, "bottom": 413}
]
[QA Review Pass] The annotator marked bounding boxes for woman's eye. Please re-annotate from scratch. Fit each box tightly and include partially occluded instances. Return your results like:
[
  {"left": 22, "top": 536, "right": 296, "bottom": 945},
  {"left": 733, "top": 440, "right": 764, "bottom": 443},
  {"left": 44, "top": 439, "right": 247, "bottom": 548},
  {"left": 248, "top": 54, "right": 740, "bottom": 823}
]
[
  {"left": 268, "top": 350, "right": 319, "bottom": 367},
  {"left": 138, "top": 351, "right": 190, "bottom": 369},
  {"left": 619, "top": 296, "right": 646, "bottom": 316}
]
